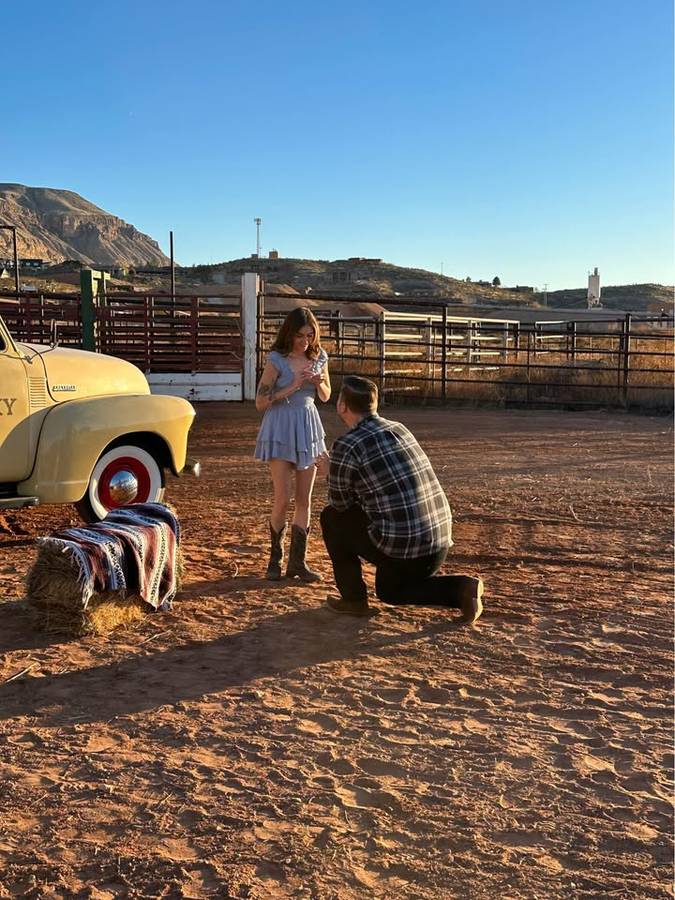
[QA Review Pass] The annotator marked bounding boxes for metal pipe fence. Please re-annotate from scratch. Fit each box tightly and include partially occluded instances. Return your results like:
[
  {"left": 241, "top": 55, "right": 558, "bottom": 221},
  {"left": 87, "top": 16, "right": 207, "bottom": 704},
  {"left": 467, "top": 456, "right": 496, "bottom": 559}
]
[{"left": 259, "top": 300, "right": 673, "bottom": 410}]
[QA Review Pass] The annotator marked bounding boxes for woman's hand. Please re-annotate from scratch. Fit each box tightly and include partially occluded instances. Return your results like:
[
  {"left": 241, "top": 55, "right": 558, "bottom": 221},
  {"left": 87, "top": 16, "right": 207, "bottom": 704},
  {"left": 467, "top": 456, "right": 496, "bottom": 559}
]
[{"left": 292, "top": 365, "right": 313, "bottom": 389}]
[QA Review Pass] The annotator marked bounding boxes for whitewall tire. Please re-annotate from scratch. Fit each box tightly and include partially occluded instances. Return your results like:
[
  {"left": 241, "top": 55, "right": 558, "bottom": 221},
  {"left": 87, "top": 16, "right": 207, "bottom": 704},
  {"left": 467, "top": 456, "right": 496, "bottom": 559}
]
[{"left": 76, "top": 444, "right": 164, "bottom": 522}]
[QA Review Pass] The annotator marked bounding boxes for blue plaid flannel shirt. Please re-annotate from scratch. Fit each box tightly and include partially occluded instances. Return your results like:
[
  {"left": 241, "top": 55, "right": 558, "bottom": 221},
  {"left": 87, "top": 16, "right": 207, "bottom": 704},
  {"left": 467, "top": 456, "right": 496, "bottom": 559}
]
[{"left": 327, "top": 415, "right": 453, "bottom": 558}]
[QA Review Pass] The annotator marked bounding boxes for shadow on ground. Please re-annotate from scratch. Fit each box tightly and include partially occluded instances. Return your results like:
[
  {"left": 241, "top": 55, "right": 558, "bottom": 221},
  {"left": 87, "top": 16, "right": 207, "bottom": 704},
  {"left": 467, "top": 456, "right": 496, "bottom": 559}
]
[{"left": 0, "top": 605, "right": 464, "bottom": 726}]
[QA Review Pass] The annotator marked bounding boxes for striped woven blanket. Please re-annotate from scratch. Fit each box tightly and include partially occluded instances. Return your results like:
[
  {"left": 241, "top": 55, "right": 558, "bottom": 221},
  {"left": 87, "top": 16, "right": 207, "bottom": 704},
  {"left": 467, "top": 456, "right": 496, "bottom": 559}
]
[{"left": 38, "top": 503, "right": 181, "bottom": 611}]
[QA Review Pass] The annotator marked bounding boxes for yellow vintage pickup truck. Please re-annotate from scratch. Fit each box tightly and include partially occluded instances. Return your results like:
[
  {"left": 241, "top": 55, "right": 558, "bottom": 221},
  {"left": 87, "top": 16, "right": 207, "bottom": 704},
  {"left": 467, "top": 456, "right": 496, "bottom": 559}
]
[{"left": 0, "top": 315, "right": 199, "bottom": 521}]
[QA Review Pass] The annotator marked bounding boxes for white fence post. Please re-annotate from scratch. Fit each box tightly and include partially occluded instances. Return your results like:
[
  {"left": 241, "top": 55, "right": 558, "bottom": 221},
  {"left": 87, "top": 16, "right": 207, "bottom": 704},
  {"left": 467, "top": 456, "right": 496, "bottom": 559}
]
[{"left": 241, "top": 273, "right": 260, "bottom": 400}]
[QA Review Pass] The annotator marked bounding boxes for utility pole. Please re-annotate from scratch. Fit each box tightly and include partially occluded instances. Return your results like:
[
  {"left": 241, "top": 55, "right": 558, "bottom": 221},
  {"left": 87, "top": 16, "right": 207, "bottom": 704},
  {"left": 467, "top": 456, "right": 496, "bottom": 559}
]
[
  {"left": 543, "top": 282, "right": 549, "bottom": 308},
  {"left": 169, "top": 230, "right": 176, "bottom": 311},
  {"left": 254, "top": 217, "right": 262, "bottom": 258}
]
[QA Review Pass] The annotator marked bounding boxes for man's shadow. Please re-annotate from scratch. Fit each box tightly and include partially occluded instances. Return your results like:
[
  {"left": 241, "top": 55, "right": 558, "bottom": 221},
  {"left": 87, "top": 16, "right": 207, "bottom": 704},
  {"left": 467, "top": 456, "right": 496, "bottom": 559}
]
[{"left": 0, "top": 605, "right": 460, "bottom": 727}]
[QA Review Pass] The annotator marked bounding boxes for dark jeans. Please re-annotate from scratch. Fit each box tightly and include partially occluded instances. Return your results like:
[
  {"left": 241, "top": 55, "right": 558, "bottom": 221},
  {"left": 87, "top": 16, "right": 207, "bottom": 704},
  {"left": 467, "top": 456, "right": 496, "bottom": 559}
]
[{"left": 320, "top": 504, "right": 464, "bottom": 608}]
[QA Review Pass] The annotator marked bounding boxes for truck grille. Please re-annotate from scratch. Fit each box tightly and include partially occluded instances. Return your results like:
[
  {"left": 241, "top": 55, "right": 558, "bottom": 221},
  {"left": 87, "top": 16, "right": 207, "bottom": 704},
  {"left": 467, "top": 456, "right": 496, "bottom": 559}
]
[{"left": 28, "top": 377, "right": 49, "bottom": 409}]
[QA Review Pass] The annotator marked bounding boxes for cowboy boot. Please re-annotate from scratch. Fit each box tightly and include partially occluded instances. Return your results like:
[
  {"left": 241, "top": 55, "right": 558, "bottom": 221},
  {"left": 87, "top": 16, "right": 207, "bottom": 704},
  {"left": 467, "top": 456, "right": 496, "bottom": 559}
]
[
  {"left": 265, "top": 522, "right": 287, "bottom": 580},
  {"left": 286, "top": 524, "right": 322, "bottom": 582}
]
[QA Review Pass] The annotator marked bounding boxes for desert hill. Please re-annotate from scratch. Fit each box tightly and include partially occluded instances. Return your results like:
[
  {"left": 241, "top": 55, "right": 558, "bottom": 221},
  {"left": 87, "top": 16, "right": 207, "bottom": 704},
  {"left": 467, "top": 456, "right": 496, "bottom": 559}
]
[
  {"left": 188, "top": 257, "right": 672, "bottom": 312},
  {"left": 0, "top": 184, "right": 169, "bottom": 267},
  {"left": 191, "top": 256, "right": 527, "bottom": 306},
  {"left": 544, "top": 282, "right": 673, "bottom": 313}
]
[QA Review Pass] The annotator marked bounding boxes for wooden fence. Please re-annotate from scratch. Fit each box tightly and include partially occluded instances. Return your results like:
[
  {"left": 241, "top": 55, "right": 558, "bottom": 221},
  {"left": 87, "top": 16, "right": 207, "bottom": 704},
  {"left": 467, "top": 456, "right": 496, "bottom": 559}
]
[
  {"left": 0, "top": 293, "right": 82, "bottom": 347},
  {"left": 97, "top": 295, "right": 242, "bottom": 374},
  {"left": 0, "top": 292, "right": 243, "bottom": 375}
]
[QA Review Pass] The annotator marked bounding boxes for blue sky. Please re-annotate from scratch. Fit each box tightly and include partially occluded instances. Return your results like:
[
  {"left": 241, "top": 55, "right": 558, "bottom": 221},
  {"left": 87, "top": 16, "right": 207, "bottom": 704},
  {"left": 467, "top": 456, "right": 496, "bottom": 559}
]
[{"left": 3, "top": 0, "right": 673, "bottom": 289}]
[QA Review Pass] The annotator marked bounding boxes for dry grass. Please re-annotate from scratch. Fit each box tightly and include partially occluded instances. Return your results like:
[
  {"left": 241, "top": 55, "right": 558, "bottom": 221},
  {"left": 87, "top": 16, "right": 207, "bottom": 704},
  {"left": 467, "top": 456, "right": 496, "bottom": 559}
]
[
  {"left": 24, "top": 544, "right": 184, "bottom": 637},
  {"left": 323, "top": 330, "right": 673, "bottom": 409}
]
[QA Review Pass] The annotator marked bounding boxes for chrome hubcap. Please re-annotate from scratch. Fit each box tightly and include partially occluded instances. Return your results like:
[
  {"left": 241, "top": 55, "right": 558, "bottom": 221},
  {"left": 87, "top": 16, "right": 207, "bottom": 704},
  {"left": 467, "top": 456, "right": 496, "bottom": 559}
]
[{"left": 108, "top": 470, "right": 139, "bottom": 503}]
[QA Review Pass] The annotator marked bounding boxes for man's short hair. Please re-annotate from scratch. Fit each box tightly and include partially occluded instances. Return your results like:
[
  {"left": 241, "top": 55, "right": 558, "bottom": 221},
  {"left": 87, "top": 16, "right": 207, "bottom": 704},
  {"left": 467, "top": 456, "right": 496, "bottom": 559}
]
[{"left": 340, "top": 375, "right": 378, "bottom": 414}]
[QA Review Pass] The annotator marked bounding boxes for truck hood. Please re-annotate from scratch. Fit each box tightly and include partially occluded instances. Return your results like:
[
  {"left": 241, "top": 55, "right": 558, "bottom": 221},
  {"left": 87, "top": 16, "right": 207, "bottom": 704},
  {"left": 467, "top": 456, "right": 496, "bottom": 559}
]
[{"left": 17, "top": 343, "right": 150, "bottom": 402}]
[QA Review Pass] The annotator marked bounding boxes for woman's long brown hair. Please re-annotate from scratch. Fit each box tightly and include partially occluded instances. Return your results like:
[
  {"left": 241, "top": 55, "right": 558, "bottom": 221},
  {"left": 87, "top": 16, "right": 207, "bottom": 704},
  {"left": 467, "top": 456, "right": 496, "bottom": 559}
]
[{"left": 270, "top": 307, "right": 322, "bottom": 359}]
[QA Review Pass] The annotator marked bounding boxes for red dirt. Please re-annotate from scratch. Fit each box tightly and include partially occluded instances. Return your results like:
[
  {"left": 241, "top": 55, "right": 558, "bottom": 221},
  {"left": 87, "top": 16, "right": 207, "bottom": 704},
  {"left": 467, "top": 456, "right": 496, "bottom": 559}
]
[{"left": 0, "top": 404, "right": 672, "bottom": 899}]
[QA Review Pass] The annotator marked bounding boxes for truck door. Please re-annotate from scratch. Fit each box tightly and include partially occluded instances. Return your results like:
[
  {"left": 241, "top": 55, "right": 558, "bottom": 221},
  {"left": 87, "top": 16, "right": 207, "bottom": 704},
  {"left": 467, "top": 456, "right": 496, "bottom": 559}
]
[{"left": 0, "top": 331, "right": 32, "bottom": 482}]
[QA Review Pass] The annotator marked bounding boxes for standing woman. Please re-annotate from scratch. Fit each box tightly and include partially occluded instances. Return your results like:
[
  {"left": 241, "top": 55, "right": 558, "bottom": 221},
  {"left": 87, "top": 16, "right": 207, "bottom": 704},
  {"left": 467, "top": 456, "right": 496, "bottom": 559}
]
[{"left": 255, "top": 307, "right": 331, "bottom": 581}]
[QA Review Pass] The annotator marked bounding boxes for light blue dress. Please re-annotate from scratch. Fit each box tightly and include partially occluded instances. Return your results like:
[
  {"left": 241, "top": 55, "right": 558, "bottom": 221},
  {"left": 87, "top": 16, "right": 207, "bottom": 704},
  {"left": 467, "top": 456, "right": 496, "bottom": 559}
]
[{"left": 254, "top": 349, "right": 328, "bottom": 469}]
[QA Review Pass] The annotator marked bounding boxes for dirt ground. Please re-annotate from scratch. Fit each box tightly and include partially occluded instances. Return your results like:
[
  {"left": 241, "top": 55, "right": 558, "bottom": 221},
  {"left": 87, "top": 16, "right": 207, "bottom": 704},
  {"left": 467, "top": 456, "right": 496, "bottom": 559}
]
[{"left": 0, "top": 404, "right": 672, "bottom": 899}]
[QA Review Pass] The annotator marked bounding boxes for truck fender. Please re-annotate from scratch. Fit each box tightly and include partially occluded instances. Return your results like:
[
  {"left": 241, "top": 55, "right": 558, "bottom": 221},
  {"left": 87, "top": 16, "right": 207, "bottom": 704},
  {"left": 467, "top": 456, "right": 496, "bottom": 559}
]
[{"left": 18, "top": 393, "right": 195, "bottom": 504}]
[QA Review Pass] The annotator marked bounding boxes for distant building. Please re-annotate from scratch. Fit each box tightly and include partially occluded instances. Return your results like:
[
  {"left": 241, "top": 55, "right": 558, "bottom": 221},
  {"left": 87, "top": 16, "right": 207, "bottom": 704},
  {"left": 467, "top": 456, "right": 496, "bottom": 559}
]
[
  {"left": 0, "top": 257, "right": 44, "bottom": 270},
  {"left": 268, "top": 249, "right": 280, "bottom": 259}
]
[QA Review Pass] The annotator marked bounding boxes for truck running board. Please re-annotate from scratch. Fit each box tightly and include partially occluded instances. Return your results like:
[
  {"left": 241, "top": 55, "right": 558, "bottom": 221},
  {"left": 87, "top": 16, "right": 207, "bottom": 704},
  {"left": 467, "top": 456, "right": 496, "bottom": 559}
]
[{"left": 0, "top": 496, "right": 39, "bottom": 509}]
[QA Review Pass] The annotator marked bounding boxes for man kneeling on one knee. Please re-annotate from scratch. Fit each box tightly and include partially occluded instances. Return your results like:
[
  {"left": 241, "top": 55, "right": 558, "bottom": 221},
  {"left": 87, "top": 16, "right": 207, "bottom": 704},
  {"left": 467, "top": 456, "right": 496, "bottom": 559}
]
[{"left": 315, "top": 375, "right": 484, "bottom": 621}]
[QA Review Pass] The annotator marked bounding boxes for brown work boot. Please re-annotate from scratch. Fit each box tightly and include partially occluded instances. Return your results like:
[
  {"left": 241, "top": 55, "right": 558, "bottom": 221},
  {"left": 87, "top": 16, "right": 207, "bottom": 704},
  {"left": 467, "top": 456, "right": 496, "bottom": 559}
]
[
  {"left": 324, "top": 595, "right": 371, "bottom": 617},
  {"left": 458, "top": 576, "right": 484, "bottom": 624}
]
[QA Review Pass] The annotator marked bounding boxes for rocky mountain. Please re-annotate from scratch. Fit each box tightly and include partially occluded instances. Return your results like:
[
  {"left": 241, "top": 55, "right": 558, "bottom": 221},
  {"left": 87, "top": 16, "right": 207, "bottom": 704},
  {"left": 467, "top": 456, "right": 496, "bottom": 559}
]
[{"left": 0, "top": 184, "right": 170, "bottom": 267}]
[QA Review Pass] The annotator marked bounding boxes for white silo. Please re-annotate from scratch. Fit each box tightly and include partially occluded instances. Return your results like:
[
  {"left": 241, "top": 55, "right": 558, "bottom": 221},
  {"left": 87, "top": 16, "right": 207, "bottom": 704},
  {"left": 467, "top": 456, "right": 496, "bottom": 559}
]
[{"left": 587, "top": 267, "right": 601, "bottom": 308}]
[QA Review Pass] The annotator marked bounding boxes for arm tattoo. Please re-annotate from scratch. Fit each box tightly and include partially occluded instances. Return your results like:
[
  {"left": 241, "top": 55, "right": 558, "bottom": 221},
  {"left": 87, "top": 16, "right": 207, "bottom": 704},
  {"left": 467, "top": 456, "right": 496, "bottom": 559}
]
[{"left": 258, "top": 383, "right": 273, "bottom": 398}]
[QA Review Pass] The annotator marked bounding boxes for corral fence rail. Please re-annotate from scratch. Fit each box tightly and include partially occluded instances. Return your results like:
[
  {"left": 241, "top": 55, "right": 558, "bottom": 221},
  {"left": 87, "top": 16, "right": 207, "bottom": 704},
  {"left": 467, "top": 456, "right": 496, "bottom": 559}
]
[
  {"left": 0, "top": 291, "right": 83, "bottom": 347},
  {"left": 0, "top": 291, "right": 244, "bottom": 375},
  {"left": 3, "top": 289, "right": 672, "bottom": 408},
  {"left": 259, "top": 293, "right": 674, "bottom": 410},
  {"left": 96, "top": 293, "right": 243, "bottom": 374}
]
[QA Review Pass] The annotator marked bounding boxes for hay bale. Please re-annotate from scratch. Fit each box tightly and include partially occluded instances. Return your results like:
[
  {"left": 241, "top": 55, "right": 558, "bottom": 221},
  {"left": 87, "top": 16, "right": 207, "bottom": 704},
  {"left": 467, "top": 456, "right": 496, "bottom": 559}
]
[{"left": 24, "top": 543, "right": 184, "bottom": 637}]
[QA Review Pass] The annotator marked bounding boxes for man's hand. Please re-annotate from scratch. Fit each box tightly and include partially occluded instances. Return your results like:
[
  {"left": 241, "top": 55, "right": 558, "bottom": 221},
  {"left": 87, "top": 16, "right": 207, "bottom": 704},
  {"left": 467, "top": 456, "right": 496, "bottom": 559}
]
[{"left": 314, "top": 451, "right": 330, "bottom": 477}]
